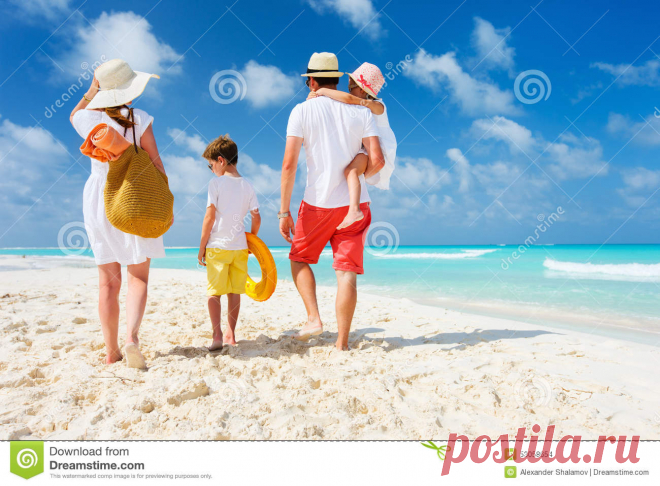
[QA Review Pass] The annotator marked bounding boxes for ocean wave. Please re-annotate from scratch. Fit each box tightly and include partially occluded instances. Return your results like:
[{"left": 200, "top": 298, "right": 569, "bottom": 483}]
[
  {"left": 375, "top": 249, "right": 498, "bottom": 259},
  {"left": 543, "top": 258, "right": 660, "bottom": 282}
]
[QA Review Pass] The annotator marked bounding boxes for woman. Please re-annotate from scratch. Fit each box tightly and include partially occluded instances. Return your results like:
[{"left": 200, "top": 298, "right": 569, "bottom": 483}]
[{"left": 69, "top": 59, "right": 167, "bottom": 369}]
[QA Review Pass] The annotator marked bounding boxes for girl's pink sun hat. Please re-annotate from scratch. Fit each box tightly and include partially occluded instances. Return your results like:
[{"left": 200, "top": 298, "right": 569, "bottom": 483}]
[{"left": 348, "top": 62, "right": 385, "bottom": 99}]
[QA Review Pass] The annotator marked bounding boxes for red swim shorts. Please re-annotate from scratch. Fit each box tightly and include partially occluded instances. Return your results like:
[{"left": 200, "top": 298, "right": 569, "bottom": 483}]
[{"left": 289, "top": 201, "right": 372, "bottom": 274}]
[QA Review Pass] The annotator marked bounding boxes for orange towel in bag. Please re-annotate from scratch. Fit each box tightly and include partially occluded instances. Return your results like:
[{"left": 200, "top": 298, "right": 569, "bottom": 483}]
[{"left": 80, "top": 123, "right": 132, "bottom": 162}]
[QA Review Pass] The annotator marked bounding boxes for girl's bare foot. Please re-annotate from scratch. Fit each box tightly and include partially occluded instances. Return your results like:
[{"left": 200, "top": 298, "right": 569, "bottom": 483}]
[{"left": 337, "top": 209, "right": 364, "bottom": 230}]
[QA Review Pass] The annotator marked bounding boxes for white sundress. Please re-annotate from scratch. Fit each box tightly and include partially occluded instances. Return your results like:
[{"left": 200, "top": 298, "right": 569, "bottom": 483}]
[
  {"left": 72, "top": 107, "right": 166, "bottom": 266},
  {"left": 365, "top": 99, "right": 397, "bottom": 190}
]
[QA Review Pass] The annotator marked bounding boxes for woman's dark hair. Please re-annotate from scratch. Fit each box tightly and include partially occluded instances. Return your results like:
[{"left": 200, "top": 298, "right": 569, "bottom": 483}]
[{"left": 104, "top": 105, "right": 135, "bottom": 129}]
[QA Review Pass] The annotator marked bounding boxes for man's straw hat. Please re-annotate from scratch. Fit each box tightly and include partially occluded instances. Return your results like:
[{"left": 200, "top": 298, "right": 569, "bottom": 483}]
[
  {"left": 301, "top": 52, "right": 344, "bottom": 78},
  {"left": 86, "top": 59, "right": 159, "bottom": 110}
]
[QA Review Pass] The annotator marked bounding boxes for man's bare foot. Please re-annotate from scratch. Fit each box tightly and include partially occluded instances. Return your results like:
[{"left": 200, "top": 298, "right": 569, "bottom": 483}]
[
  {"left": 209, "top": 340, "right": 224, "bottom": 351},
  {"left": 335, "top": 343, "right": 350, "bottom": 351},
  {"left": 105, "top": 348, "right": 123, "bottom": 364},
  {"left": 293, "top": 318, "right": 323, "bottom": 341},
  {"left": 337, "top": 209, "right": 363, "bottom": 230}
]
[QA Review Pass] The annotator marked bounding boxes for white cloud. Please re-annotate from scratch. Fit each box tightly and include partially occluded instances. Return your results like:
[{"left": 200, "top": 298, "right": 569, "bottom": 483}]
[
  {"left": 307, "top": 0, "right": 384, "bottom": 39},
  {"left": 591, "top": 59, "right": 660, "bottom": 87},
  {"left": 470, "top": 116, "right": 536, "bottom": 154},
  {"left": 445, "top": 148, "right": 472, "bottom": 193},
  {"left": 617, "top": 167, "right": 660, "bottom": 207},
  {"left": 162, "top": 154, "right": 211, "bottom": 196},
  {"left": 606, "top": 112, "right": 660, "bottom": 146},
  {"left": 167, "top": 128, "right": 207, "bottom": 154},
  {"left": 55, "top": 11, "right": 183, "bottom": 78},
  {"left": 393, "top": 156, "right": 451, "bottom": 192},
  {"left": 7, "top": 0, "right": 71, "bottom": 22},
  {"left": 471, "top": 17, "right": 515, "bottom": 71},
  {"left": 240, "top": 61, "right": 297, "bottom": 109},
  {"left": 544, "top": 133, "right": 607, "bottom": 180},
  {"left": 404, "top": 49, "right": 518, "bottom": 116}
]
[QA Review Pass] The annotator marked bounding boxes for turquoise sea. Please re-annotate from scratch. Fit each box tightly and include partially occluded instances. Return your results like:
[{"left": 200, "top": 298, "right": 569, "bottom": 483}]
[{"left": 2, "top": 244, "right": 659, "bottom": 344}]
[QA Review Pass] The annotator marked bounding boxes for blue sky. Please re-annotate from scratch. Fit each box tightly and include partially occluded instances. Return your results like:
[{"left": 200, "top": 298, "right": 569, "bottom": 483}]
[{"left": 1, "top": 0, "right": 659, "bottom": 248}]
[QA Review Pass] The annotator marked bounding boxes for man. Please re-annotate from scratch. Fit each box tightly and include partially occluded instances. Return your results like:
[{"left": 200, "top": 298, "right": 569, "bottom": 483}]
[{"left": 279, "top": 52, "right": 386, "bottom": 351}]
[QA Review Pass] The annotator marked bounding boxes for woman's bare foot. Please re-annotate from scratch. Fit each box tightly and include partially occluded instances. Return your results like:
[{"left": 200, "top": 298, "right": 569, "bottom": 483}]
[
  {"left": 223, "top": 332, "right": 237, "bottom": 346},
  {"left": 208, "top": 340, "right": 224, "bottom": 351},
  {"left": 124, "top": 342, "right": 147, "bottom": 369},
  {"left": 105, "top": 348, "right": 123, "bottom": 364},
  {"left": 337, "top": 208, "right": 363, "bottom": 230}
]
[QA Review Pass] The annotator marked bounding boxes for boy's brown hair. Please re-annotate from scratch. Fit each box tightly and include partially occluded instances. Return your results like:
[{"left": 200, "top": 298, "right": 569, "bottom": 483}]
[{"left": 202, "top": 134, "right": 238, "bottom": 165}]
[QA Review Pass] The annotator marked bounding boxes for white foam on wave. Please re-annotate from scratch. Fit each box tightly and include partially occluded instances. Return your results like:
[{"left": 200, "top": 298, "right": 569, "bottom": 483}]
[
  {"left": 543, "top": 258, "right": 660, "bottom": 282},
  {"left": 374, "top": 249, "right": 497, "bottom": 259}
]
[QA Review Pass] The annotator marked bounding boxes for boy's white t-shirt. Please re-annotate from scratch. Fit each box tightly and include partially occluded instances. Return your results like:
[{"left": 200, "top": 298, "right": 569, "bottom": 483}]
[
  {"left": 286, "top": 96, "right": 379, "bottom": 208},
  {"left": 206, "top": 176, "right": 259, "bottom": 250}
]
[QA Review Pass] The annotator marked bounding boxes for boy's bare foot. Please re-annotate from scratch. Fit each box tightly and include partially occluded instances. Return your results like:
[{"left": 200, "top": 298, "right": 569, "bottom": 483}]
[
  {"left": 209, "top": 340, "right": 224, "bottom": 351},
  {"left": 337, "top": 209, "right": 363, "bottom": 230},
  {"left": 105, "top": 348, "right": 123, "bottom": 365}
]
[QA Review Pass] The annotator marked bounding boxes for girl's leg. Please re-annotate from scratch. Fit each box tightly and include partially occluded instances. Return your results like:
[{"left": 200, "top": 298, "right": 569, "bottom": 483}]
[
  {"left": 125, "top": 259, "right": 150, "bottom": 368},
  {"left": 208, "top": 295, "right": 223, "bottom": 350},
  {"left": 337, "top": 153, "right": 369, "bottom": 230},
  {"left": 224, "top": 293, "right": 240, "bottom": 346},
  {"left": 97, "top": 262, "right": 122, "bottom": 364}
]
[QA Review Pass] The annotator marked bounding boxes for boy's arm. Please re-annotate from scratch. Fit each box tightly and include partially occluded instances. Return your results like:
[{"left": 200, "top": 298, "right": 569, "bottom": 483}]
[
  {"left": 362, "top": 136, "right": 386, "bottom": 179},
  {"left": 250, "top": 209, "right": 261, "bottom": 235},
  {"left": 198, "top": 205, "right": 216, "bottom": 266},
  {"left": 279, "top": 136, "right": 302, "bottom": 243},
  {"left": 316, "top": 88, "right": 384, "bottom": 115}
]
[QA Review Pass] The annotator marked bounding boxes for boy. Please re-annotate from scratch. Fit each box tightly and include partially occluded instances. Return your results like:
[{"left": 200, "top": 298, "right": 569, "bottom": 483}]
[{"left": 198, "top": 134, "right": 260, "bottom": 350}]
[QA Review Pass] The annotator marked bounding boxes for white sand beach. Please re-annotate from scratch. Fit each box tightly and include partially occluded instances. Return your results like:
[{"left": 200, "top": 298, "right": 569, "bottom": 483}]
[{"left": 1, "top": 257, "right": 659, "bottom": 440}]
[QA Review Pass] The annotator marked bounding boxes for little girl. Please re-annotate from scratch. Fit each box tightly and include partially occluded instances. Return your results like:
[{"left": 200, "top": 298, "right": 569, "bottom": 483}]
[{"left": 308, "top": 62, "right": 397, "bottom": 229}]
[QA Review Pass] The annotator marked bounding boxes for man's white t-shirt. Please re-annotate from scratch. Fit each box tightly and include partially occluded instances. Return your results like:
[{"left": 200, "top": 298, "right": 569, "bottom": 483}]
[
  {"left": 286, "top": 96, "right": 379, "bottom": 208},
  {"left": 206, "top": 176, "right": 259, "bottom": 250}
]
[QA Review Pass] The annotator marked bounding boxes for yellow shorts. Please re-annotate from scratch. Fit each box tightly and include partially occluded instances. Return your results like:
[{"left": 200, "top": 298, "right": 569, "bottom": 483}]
[{"left": 206, "top": 248, "right": 249, "bottom": 296}]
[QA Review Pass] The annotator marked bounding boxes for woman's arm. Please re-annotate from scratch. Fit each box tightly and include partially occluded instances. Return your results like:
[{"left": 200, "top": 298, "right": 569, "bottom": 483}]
[
  {"left": 140, "top": 124, "right": 166, "bottom": 176},
  {"left": 69, "top": 77, "right": 99, "bottom": 125},
  {"left": 315, "top": 88, "right": 384, "bottom": 115},
  {"left": 250, "top": 209, "right": 261, "bottom": 236},
  {"left": 198, "top": 205, "right": 216, "bottom": 266}
]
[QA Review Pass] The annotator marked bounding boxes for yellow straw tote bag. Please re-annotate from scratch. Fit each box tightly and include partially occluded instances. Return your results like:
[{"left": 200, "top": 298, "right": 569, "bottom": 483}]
[{"left": 104, "top": 109, "right": 174, "bottom": 238}]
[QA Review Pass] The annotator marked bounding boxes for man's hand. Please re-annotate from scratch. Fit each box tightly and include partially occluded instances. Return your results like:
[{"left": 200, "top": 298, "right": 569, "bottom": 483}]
[
  {"left": 279, "top": 215, "right": 295, "bottom": 244},
  {"left": 197, "top": 247, "right": 206, "bottom": 266}
]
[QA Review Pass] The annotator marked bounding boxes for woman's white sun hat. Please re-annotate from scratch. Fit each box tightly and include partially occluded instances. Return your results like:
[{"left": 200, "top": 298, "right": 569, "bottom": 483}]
[
  {"left": 301, "top": 52, "right": 344, "bottom": 78},
  {"left": 86, "top": 59, "right": 160, "bottom": 110}
]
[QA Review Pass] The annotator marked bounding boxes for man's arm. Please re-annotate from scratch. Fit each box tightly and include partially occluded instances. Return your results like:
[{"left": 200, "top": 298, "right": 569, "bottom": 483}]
[
  {"left": 279, "top": 136, "right": 303, "bottom": 243},
  {"left": 362, "top": 135, "right": 386, "bottom": 179}
]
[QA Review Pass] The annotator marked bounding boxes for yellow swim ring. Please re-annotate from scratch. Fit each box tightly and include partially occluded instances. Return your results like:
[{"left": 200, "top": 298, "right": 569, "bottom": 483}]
[{"left": 245, "top": 232, "right": 277, "bottom": 302}]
